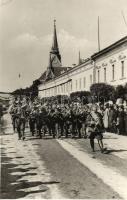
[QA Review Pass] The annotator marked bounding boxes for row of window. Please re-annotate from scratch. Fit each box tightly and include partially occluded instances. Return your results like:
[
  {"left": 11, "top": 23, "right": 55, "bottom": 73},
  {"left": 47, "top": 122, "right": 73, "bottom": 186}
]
[
  {"left": 45, "top": 81, "right": 72, "bottom": 96},
  {"left": 75, "top": 75, "right": 92, "bottom": 90},
  {"left": 97, "top": 60, "right": 125, "bottom": 83},
  {"left": 43, "top": 61, "right": 126, "bottom": 97}
]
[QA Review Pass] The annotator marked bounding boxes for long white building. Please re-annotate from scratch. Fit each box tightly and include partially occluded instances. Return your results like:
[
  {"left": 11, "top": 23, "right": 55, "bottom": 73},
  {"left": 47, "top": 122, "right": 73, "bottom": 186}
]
[{"left": 38, "top": 22, "right": 127, "bottom": 98}]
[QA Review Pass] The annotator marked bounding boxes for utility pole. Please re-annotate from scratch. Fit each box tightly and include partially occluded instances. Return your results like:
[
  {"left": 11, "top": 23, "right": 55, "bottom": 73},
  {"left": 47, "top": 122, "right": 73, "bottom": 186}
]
[
  {"left": 98, "top": 16, "right": 101, "bottom": 51},
  {"left": 121, "top": 10, "right": 127, "bottom": 29}
]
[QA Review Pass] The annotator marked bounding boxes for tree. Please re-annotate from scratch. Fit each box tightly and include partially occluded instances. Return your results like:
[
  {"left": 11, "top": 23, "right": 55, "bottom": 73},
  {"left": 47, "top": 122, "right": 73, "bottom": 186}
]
[
  {"left": 70, "top": 90, "right": 91, "bottom": 104},
  {"left": 90, "top": 83, "right": 115, "bottom": 103},
  {"left": 115, "top": 85, "right": 125, "bottom": 99},
  {"left": 11, "top": 79, "right": 41, "bottom": 100}
]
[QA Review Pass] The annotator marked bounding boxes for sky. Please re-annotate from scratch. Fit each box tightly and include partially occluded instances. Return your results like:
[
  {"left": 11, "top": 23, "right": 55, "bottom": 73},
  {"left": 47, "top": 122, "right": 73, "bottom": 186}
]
[{"left": 0, "top": 0, "right": 127, "bottom": 92}]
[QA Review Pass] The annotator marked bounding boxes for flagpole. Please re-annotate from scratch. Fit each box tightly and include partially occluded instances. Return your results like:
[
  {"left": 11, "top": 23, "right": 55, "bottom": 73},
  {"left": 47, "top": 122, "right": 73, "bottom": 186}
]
[
  {"left": 121, "top": 10, "right": 127, "bottom": 29},
  {"left": 98, "top": 16, "right": 100, "bottom": 51}
]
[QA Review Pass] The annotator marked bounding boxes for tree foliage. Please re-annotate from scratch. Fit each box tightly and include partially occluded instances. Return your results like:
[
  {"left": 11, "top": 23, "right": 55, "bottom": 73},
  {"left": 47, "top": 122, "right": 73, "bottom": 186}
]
[
  {"left": 90, "top": 83, "right": 115, "bottom": 102},
  {"left": 11, "top": 79, "right": 41, "bottom": 100},
  {"left": 70, "top": 90, "right": 91, "bottom": 104}
]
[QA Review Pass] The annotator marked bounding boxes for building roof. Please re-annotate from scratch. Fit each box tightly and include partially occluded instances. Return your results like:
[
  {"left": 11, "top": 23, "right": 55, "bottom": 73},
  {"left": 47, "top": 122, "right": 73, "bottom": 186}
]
[
  {"left": 0, "top": 94, "right": 10, "bottom": 102},
  {"left": 38, "top": 66, "right": 71, "bottom": 83},
  {"left": 91, "top": 35, "right": 127, "bottom": 60}
]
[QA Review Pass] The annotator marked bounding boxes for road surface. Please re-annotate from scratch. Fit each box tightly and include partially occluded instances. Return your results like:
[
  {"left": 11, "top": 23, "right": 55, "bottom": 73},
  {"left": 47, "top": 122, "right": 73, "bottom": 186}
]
[{"left": 1, "top": 113, "right": 127, "bottom": 199}]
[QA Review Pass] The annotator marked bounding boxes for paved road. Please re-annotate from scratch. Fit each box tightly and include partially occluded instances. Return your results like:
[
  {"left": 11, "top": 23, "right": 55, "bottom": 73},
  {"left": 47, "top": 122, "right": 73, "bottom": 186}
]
[{"left": 1, "top": 114, "right": 127, "bottom": 199}]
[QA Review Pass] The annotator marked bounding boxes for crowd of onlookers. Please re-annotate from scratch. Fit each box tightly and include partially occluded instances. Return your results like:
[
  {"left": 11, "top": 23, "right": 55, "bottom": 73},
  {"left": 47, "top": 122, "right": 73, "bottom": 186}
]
[{"left": 97, "top": 103, "right": 127, "bottom": 135}]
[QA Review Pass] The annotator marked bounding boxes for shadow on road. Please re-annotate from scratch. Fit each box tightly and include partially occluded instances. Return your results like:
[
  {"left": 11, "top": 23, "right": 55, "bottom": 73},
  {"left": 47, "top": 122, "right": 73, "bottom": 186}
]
[
  {"left": 104, "top": 149, "right": 127, "bottom": 154},
  {"left": 1, "top": 155, "right": 48, "bottom": 199},
  {"left": 1, "top": 146, "right": 60, "bottom": 199}
]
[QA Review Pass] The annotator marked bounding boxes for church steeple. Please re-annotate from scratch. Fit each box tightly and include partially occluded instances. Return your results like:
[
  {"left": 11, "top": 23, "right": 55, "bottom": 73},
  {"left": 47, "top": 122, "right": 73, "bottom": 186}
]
[
  {"left": 50, "top": 20, "right": 61, "bottom": 63},
  {"left": 45, "top": 53, "right": 55, "bottom": 81},
  {"left": 51, "top": 20, "right": 59, "bottom": 52},
  {"left": 45, "top": 20, "right": 62, "bottom": 81}
]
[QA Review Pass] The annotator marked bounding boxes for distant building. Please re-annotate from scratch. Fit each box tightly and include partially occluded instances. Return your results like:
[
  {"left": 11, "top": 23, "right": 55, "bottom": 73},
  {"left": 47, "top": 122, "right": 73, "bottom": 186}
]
[
  {"left": 0, "top": 94, "right": 10, "bottom": 107},
  {"left": 38, "top": 22, "right": 127, "bottom": 98},
  {"left": 92, "top": 36, "right": 127, "bottom": 86}
]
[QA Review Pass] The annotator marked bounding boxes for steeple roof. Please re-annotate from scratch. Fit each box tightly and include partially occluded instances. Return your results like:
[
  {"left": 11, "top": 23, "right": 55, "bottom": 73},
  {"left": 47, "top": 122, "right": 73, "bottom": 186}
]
[
  {"left": 51, "top": 20, "right": 59, "bottom": 52},
  {"left": 37, "top": 20, "right": 71, "bottom": 83},
  {"left": 50, "top": 20, "right": 61, "bottom": 62},
  {"left": 45, "top": 53, "right": 55, "bottom": 81}
]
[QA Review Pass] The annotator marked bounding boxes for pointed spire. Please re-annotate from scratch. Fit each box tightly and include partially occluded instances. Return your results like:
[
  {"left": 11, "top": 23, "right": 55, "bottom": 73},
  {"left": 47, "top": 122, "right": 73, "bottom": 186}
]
[
  {"left": 50, "top": 20, "right": 61, "bottom": 62},
  {"left": 51, "top": 19, "right": 59, "bottom": 52}
]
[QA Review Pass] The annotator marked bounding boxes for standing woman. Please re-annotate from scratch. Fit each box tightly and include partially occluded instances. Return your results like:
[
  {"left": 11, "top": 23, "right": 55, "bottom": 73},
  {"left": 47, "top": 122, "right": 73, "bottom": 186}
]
[{"left": 103, "top": 103, "right": 109, "bottom": 132}]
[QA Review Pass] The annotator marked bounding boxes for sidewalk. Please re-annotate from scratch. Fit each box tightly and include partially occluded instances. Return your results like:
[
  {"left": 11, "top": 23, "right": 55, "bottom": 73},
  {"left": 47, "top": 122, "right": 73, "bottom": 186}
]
[{"left": 101, "top": 132, "right": 127, "bottom": 159}]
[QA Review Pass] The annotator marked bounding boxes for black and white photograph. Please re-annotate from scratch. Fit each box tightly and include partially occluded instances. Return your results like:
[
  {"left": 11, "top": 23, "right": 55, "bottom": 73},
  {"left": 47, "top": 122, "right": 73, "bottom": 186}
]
[{"left": 0, "top": 0, "right": 127, "bottom": 199}]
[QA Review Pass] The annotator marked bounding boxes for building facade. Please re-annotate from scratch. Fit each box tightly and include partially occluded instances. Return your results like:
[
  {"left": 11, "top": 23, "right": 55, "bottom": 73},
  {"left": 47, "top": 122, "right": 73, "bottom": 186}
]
[
  {"left": 92, "top": 36, "right": 127, "bottom": 87},
  {"left": 38, "top": 23, "right": 127, "bottom": 98}
]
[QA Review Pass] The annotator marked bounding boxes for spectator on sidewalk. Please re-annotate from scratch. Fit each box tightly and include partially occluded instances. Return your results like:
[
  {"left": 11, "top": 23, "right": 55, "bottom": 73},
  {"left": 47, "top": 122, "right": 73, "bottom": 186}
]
[
  {"left": 116, "top": 105, "right": 125, "bottom": 135},
  {"left": 108, "top": 105, "right": 116, "bottom": 133},
  {"left": 103, "top": 103, "right": 109, "bottom": 132}
]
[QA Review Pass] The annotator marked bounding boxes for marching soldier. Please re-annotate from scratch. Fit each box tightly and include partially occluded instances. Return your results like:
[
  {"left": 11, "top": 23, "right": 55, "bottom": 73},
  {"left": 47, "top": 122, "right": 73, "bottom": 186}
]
[
  {"left": 63, "top": 107, "right": 72, "bottom": 138},
  {"left": 9, "top": 103, "right": 18, "bottom": 132},
  {"left": 86, "top": 105, "right": 104, "bottom": 153},
  {"left": 29, "top": 107, "right": 37, "bottom": 136},
  {"left": 48, "top": 109, "right": 56, "bottom": 138},
  {"left": 16, "top": 103, "right": 26, "bottom": 140},
  {"left": 54, "top": 107, "right": 64, "bottom": 139}
]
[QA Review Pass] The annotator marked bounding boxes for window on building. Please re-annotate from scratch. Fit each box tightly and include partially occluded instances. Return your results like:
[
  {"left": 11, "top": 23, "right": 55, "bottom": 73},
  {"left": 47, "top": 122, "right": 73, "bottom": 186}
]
[
  {"left": 70, "top": 80, "right": 72, "bottom": 91},
  {"left": 121, "top": 61, "right": 124, "bottom": 78},
  {"left": 66, "top": 83, "right": 68, "bottom": 92},
  {"left": 104, "top": 68, "right": 106, "bottom": 82},
  {"left": 83, "top": 77, "right": 86, "bottom": 88},
  {"left": 76, "top": 80, "right": 78, "bottom": 90},
  {"left": 61, "top": 85, "right": 63, "bottom": 93},
  {"left": 98, "top": 70, "right": 100, "bottom": 83},
  {"left": 63, "top": 84, "right": 65, "bottom": 93},
  {"left": 79, "top": 78, "right": 81, "bottom": 89},
  {"left": 90, "top": 75, "right": 92, "bottom": 84},
  {"left": 64, "top": 83, "right": 66, "bottom": 93},
  {"left": 112, "top": 64, "right": 115, "bottom": 80}
]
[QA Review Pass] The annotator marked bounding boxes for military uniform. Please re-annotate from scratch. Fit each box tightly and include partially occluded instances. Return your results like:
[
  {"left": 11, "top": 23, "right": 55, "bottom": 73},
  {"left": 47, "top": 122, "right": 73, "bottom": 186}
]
[
  {"left": 63, "top": 108, "right": 71, "bottom": 138},
  {"left": 29, "top": 109, "right": 37, "bottom": 136},
  {"left": 10, "top": 106, "right": 18, "bottom": 132},
  {"left": 16, "top": 106, "right": 26, "bottom": 140},
  {"left": 86, "top": 110, "right": 104, "bottom": 152}
]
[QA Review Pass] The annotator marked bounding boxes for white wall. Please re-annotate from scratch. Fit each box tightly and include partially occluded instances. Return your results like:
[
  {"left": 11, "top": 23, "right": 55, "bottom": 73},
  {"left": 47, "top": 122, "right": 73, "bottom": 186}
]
[
  {"left": 94, "top": 44, "right": 127, "bottom": 86},
  {"left": 38, "top": 60, "right": 94, "bottom": 98}
]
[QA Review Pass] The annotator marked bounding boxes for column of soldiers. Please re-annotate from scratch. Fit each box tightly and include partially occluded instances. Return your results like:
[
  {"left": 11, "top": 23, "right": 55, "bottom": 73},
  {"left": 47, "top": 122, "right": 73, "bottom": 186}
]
[
  {"left": 9, "top": 97, "right": 88, "bottom": 140},
  {"left": 9, "top": 96, "right": 127, "bottom": 153}
]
